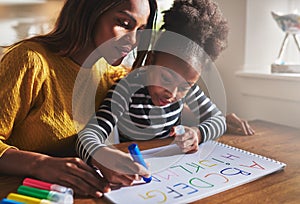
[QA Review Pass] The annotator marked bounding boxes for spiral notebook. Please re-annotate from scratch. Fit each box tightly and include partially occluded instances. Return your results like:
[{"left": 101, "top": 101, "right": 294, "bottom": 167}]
[{"left": 105, "top": 141, "right": 286, "bottom": 204}]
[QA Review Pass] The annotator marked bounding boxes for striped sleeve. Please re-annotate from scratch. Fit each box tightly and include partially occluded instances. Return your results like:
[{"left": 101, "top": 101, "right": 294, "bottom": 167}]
[
  {"left": 76, "top": 78, "right": 131, "bottom": 162},
  {"left": 185, "top": 84, "right": 226, "bottom": 143}
]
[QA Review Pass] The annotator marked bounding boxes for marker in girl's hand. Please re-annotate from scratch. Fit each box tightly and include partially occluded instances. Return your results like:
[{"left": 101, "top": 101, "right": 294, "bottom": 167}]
[
  {"left": 128, "top": 143, "right": 152, "bottom": 183},
  {"left": 174, "top": 125, "right": 185, "bottom": 135}
]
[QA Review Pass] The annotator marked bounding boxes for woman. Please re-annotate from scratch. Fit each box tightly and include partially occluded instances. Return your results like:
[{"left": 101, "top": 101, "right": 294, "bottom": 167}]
[{"left": 0, "top": 0, "right": 157, "bottom": 198}]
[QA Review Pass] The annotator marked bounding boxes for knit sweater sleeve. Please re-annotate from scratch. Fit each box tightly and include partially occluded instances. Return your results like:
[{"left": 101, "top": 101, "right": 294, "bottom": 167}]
[{"left": 0, "top": 44, "right": 45, "bottom": 157}]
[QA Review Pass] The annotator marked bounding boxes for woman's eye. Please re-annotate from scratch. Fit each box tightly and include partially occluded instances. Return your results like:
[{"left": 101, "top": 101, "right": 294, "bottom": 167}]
[{"left": 118, "top": 19, "right": 130, "bottom": 29}]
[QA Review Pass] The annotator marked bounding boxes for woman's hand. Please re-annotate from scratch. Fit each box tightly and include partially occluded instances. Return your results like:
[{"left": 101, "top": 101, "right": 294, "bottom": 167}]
[
  {"left": 173, "top": 126, "right": 200, "bottom": 153},
  {"left": 0, "top": 148, "right": 110, "bottom": 198},
  {"left": 226, "top": 113, "right": 255, "bottom": 136},
  {"left": 32, "top": 156, "right": 110, "bottom": 198},
  {"left": 90, "top": 146, "right": 151, "bottom": 187}
]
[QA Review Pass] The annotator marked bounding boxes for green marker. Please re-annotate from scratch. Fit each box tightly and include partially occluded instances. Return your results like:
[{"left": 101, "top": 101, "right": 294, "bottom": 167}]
[{"left": 17, "top": 185, "right": 73, "bottom": 204}]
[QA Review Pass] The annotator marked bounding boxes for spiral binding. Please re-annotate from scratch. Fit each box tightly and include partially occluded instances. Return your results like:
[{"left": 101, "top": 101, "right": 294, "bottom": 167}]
[{"left": 211, "top": 141, "right": 287, "bottom": 167}]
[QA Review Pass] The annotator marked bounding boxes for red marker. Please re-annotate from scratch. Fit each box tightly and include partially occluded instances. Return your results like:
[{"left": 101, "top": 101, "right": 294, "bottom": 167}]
[{"left": 23, "top": 178, "right": 73, "bottom": 195}]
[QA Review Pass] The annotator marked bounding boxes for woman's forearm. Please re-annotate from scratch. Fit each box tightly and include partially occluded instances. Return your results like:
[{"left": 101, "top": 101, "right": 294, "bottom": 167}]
[{"left": 0, "top": 148, "right": 47, "bottom": 177}]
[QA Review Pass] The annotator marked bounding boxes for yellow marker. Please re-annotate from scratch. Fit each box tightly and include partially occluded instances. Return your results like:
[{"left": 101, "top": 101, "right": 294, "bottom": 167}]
[{"left": 7, "top": 193, "right": 57, "bottom": 204}]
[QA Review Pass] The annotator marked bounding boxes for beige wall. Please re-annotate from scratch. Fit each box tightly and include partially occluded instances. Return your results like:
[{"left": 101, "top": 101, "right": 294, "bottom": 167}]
[
  {"left": 214, "top": 0, "right": 300, "bottom": 128},
  {"left": 213, "top": 0, "right": 248, "bottom": 115}
]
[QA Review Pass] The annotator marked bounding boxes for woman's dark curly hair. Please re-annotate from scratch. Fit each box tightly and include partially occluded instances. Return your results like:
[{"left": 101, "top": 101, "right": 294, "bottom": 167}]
[{"left": 161, "top": 0, "right": 229, "bottom": 61}]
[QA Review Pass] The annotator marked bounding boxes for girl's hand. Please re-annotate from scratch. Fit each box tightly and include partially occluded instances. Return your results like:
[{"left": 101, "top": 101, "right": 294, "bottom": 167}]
[
  {"left": 173, "top": 126, "right": 201, "bottom": 153},
  {"left": 90, "top": 146, "right": 151, "bottom": 187},
  {"left": 32, "top": 156, "right": 110, "bottom": 198},
  {"left": 226, "top": 113, "right": 255, "bottom": 136}
]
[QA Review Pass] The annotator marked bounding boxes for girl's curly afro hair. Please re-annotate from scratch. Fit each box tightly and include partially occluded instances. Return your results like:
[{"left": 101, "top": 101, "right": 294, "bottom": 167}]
[{"left": 161, "top": 0, "right": 229, "bottom": 61}]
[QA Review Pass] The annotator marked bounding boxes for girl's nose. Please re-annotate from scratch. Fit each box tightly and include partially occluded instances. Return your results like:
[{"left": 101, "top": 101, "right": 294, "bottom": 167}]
[{"left": 166, "top": 86, "right": 178, "bottom": 99}]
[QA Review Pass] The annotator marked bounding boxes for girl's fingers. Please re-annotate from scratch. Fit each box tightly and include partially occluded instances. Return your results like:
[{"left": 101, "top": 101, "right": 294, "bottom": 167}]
[
  {"left": 240, "top": 121, "right": 248, "bottom": 135},
  {"left": 182, "top": 142, "right": 198, "bottom": 153},
  {"left": 110, "top": 175, "right": 138, "bottom": 186},
  {"left": 99, "top": 164, "right": 139, "bottom": 186},
  {"left": 174, "top": 130, "right": 198, "bottom": 152},
  {"left": 244, "top": 121, "right": 255, "bottom": 135}
]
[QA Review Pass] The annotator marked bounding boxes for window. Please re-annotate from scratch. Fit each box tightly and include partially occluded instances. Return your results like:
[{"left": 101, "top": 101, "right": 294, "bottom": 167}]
[{"left": 244, "top": 0, "right": 300, "bottom": 73}]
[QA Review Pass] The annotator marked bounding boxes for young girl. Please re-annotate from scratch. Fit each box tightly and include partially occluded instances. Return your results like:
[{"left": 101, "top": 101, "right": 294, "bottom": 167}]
[
  {"left": 76, "top": 0, "right": 229, "bottom": 188},
  {"left": 0, "top": 0, "right": 157, "bottom": 198}
]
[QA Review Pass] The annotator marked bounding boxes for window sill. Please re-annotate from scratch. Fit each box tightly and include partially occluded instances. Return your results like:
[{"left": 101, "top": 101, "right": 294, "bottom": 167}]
[
  {"left": 235, "top": 70, "right": 300, "bottom": 103},
  {"left": 236, "top": 70, "right": 300, "bottom": 82}
]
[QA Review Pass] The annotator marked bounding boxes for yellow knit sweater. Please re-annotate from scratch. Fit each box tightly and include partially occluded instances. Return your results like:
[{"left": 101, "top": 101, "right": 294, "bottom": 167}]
[{"left": 0, "top": 41, "right": 127, "bottom": 157}]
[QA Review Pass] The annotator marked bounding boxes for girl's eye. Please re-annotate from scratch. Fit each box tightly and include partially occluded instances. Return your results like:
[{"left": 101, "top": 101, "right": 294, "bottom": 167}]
[
  {"left": 178, "top": 82, "right": 192, "bottom": 92},
  {"left": 178, "top": 86, "right": 190, "bottom": 92},
  {"left": 161, "top": 74, "right": 172, "bottom": 84}
]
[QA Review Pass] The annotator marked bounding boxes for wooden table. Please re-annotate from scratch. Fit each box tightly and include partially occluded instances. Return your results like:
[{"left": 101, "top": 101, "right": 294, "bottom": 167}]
[{"left": 1, "top": 120, "right": 299, "bottom": 203}]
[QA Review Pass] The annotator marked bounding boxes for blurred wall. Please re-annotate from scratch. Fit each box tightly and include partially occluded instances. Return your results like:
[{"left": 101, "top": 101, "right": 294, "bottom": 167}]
[
  {"left": 214, "top": 0, "right": 300, "bottom": 128},
  {"left": 0, "top": 0, "right": 63, "bottom": 57}
]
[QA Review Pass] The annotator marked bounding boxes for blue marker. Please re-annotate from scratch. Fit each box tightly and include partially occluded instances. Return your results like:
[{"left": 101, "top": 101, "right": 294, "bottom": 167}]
[
  {"left": 128, "top": 143, "right": 152, "bottom": 183},
  {"left": 0, "top": 198, "right": 24, "bottom": 204}
]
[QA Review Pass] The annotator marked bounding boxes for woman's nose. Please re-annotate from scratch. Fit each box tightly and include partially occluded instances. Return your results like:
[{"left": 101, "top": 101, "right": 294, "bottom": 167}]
[{"left": 125, "top": 30, "right": 137, "bottom": 45}]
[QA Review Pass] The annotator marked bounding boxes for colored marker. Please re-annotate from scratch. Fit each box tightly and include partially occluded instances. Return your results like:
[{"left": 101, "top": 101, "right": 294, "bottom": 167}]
[
  {"left": 7, "top": 193, "right": 57, "bottom": 204},
  {"left": 17, "top": 185, "right": 73, "bottom": 204},
  {"left": 23, "top": 178, "right": 73, "bottom": 195},
  {"left": 0, "top": 198, "right": 24, "bottom": 204},
  {"left": 128, "top": 143, "right": 152, "bottom": 183},
  {"left": 174, "top": 125, "right": 185, "bottom": 135}
]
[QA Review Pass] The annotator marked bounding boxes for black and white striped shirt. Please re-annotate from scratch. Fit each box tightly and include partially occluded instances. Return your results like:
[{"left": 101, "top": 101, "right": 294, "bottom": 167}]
[{"left": 76, "top": 68, "right": 226, "bottom": 162}]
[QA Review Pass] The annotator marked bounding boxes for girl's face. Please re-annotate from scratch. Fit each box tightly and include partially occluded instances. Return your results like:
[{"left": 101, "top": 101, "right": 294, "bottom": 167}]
[
  {"left": 147, "top": 53, "right": 200, "bottom": 106},
  {"left": 93, "top": 0, "right": 150, "bottom": 65}
]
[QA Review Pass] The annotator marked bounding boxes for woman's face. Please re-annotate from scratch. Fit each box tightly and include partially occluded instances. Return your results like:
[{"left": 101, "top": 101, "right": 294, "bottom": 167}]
[
  {"left": 147, "top": 53, "right": 200, "bottom": 107},
  {"left": 94, "top": 0, "right": 150, "bottom": 65}
]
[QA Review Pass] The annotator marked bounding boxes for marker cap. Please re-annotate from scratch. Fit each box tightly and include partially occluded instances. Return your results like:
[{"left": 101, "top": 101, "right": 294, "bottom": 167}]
[{"left": 141, "top": 175, "right": 152, "bottom": 183}]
